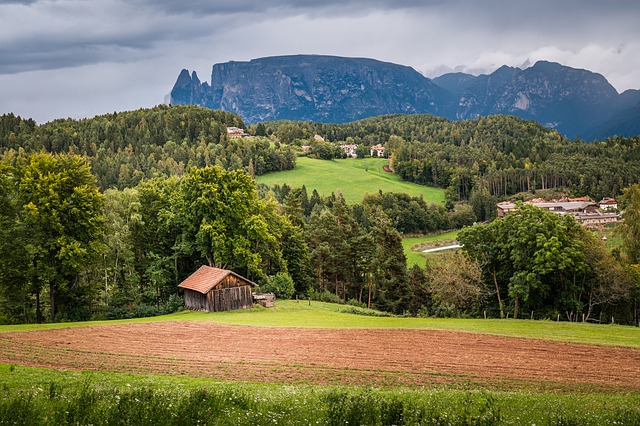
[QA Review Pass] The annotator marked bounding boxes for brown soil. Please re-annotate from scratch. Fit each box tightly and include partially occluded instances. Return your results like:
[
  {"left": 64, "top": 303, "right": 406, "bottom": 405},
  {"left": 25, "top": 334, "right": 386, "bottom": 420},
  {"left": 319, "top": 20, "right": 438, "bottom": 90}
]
[{"left": 1, "top": 322, "right": 639, "bottom": 392}]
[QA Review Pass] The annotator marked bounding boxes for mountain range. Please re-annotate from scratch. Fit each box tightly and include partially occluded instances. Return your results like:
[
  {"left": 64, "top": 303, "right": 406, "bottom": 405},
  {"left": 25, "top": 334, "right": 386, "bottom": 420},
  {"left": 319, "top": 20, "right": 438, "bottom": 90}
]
[{"left": 170, "top": 55, "right": 640, "bottom": 140}]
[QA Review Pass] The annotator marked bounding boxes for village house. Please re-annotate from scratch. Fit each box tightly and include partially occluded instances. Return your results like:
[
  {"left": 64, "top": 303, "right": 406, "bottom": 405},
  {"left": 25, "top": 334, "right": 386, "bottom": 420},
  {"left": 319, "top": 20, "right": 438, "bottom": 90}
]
[
  {"left": 340, "top": 144, "right": 358, "bottom": 158},
  {"left": 370, "top": 144, "right": 386, "bottom": 157},
  {"left": 598, "top": 197, "right": 618, "bottom": 210},
  {"left": 497, "top": 199, "right": 620, "bottom": 227},
  {"left": 226, "top": 126, "right": 249, "bottom": 138},
  {"left": 313, "top": 134, "right": 325, "bottom": 142},
  {"left": 301, "top": 145, "right": 312, "bottom": 153},
  {"left": 179, "top": 265, "right": 256, "bottom": 312}
]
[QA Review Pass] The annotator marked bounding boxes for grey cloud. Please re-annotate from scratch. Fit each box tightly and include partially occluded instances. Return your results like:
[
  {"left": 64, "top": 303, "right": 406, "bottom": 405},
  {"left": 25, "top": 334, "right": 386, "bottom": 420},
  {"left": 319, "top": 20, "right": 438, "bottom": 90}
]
[
  {"left": 131, "top": 0, "right": 444, "bottom": 15},
  {"left": 1, "top": 0, "right": 638, "bottom": 123},
  {"left": 0, "top": 0, "right": 38, "bottom": 4}
]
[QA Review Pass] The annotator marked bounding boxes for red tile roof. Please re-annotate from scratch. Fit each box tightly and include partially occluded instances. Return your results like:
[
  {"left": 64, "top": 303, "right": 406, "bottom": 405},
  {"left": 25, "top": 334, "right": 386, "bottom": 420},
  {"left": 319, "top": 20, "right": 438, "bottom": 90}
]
[{"left": 178, "top": 265, "right": 255, "bottom": 294}]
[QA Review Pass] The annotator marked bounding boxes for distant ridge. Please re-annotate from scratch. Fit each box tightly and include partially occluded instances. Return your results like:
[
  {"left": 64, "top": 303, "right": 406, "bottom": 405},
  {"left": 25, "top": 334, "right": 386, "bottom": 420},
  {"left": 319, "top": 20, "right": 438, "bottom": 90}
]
[{"left": 170, "top": 55, "right": 640, "bottom": 140}]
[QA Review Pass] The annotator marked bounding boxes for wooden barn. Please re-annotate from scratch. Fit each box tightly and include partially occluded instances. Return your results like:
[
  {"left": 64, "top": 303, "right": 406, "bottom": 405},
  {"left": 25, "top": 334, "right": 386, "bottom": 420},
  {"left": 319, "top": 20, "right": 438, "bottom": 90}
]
[{"left": 178, "top": 266, "right": 256, "bottom": 312}]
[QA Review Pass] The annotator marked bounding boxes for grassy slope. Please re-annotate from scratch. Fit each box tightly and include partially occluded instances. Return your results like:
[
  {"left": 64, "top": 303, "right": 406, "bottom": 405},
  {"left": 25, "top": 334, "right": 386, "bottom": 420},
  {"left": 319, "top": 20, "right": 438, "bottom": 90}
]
[
  {"left": 2, "top": 300, "right": 639, "bottom": 348},
  {"left": 402, "top": 231, "right": 459, "bottom": 268},
  {"left": 256, "top": 156, "right": 445, "bottom": 204},
  {"left": 1, "top": 365, "right": 638, "bottom": 425}
]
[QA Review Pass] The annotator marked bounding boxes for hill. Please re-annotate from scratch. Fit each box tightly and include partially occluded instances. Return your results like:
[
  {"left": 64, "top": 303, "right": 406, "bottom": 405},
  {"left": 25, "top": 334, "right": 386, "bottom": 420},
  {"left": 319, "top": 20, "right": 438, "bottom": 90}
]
[
  {"left": 0, "top": 105, "right": 295, "bottom": 190},
  {"left": 256, "top": 156, "right": 445, "bottom": 204},
  {"left": 170, "top": 55, "right": 640, "bottom": 140},
  {"left": 260, "top": 114, "right": 640, "bottom": 202}
]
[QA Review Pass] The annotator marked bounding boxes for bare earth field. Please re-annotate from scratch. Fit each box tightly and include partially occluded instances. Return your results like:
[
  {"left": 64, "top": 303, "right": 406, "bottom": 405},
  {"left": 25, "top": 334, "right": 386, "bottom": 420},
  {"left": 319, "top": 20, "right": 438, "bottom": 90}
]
[{"left": 1, "top": 321, "right": 639, "bottom": 393}]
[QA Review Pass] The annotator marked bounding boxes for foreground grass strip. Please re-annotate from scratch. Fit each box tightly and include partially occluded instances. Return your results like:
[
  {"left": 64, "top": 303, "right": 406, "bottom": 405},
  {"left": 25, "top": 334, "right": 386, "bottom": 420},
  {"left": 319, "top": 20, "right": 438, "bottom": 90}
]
[
  {"left": 0, "top": 365, "right": 638, "bottom": 425},
  {"left": 256, "top": 156, "right": 445, "bottom": 204}
]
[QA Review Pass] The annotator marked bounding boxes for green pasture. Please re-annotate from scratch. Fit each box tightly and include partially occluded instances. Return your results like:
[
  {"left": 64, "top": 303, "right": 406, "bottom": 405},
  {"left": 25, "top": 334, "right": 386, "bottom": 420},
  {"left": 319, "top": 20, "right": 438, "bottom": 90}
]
[
  {"left": 402, "top": 231, "right": 459, "bottom": 268},
  {"left": 256, "top": 156, "right": 445, "bottom": 204},
  {"left": 0, "top": 365, "right": 638, "bottom": 425},
  {"left": 2, "top": 300, "right": 639, "bottom": 348}
]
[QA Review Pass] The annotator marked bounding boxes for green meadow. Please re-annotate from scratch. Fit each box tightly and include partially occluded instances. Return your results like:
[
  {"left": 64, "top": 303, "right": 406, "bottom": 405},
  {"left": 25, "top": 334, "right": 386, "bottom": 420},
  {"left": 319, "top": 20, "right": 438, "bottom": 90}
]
[
  {"left": 256, "top": 156, "right": 445, "bottom": 204},
  {"left": 402, "top": 231, "right": 459, "bottom": 268},
  {"left": 1, "top": 364, "right": 639, "bottom": 426}
]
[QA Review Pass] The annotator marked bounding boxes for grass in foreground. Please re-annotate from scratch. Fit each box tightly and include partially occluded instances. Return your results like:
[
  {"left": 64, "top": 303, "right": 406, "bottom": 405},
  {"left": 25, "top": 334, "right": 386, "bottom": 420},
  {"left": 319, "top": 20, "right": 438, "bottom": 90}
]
[
  {"left": 256, "top": 156, "right": 445, "bottom": 204},
  {"left": 2, "top": 300, "right": 639, "bottom": 349},
  {"left": 0, "top": 365, "right": 638, "bottom": 425}
]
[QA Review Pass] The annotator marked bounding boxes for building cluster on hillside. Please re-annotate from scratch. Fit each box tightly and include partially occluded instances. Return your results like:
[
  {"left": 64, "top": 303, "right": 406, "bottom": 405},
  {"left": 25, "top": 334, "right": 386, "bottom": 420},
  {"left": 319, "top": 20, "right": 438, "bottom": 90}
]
[
  {"left": 370, "top": 144, "right": 386, "bottom": 157},
  {"left": 497, "top": 197, "right": 620, "bottom": 227},
  {"left": 226, "top": 127, "right": 249, "bottom": 138},
  {"left": 340, "top": 144, "right": 358, "bottom": 158}
]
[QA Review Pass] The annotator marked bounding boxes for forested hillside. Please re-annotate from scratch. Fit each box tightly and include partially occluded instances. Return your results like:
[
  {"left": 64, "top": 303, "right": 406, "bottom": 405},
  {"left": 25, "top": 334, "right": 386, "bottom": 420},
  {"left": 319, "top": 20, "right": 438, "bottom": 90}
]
[
  {"left": 0, "top": 106, "right": 638, "bottom": 326},
  {"left": 0, "top": 105, "right": 296, "bottom": 190},
  {"left": 261, "top": 114, "right": 640, "bottom": 202}
]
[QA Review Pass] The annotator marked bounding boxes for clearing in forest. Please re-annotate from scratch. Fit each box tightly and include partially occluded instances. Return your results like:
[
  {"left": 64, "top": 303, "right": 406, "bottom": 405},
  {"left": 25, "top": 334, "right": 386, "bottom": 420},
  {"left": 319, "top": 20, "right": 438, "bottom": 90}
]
[{"left": 256, "top": 156, "right": 445, "bottom": 204}]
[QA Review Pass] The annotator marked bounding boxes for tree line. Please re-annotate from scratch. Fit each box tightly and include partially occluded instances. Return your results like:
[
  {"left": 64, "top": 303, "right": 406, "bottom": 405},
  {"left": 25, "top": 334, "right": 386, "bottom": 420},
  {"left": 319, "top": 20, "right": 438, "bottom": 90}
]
[
  {"left": 1, "top": 150, "right": 458, "bottom": 322},
  {"left": 1, "top": 106, "right": 639, "bottom": 324},
  {"left": 0, "top": 105, "right": 296, "bottom": 191},
  {"left": 258, "top": 114, "right": 640, "bottom": 203}
]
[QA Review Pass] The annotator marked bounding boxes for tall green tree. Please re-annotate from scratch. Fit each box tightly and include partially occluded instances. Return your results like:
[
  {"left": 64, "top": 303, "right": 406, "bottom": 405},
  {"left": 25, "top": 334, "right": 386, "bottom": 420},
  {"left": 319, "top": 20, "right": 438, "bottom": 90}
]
[
  {"left": 617, "top": 184, "right": 640, "bottom": 264},
  {"left": 460, "top": 203, "right": 587, "bottom": 319},
  {"left": 0, "top": 161, "right": 31, "bottom": 323},
  {"left": 370, "top": 214, "right": 409, "bottom": 314},
  {"left": 102, "top": 187, "right": 142, "bottom": 309},
  {"left": 16, "top": 153, "right": 105, "bottom": 321},
  {"left": 175, "top": 166, "right": 276, "bottom": 279}
]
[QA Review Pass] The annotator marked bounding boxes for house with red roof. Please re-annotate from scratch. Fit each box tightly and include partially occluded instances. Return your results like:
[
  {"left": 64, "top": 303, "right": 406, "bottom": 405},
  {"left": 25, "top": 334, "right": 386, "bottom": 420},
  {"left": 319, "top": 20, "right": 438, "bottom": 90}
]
[{"left": 178, "top": 265, "right": 256, "bottom": 312}]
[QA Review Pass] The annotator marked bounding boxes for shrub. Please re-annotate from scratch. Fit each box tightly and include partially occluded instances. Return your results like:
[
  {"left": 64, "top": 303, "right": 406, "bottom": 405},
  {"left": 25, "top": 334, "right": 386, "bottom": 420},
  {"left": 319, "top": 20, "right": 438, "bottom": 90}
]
[
  {"left": 105, "top": 307, "right": 133, "bottom": 320},
  {"left": 260, "top": 272, "right": 295, "bottom": 299},
  {"left": 162, "top": 294, "right": 184, "bottom": 314},
  {"left": 346, "top": 298, "right": 366, "bottom": 308},
  {"left": 307, "top": 289, "right": 342, "bottom": 304},
  {"left": 133, "top": 304, "right": 160, "bottom": 318}
]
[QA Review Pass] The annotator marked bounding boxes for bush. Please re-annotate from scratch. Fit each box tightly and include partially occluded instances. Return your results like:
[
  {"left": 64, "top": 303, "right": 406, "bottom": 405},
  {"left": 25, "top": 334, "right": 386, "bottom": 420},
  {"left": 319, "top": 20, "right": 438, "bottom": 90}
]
[
  {"left": 346, "top": 298, "right": 366, "bottom": 308},
  {"left": 105, "top": 307, "right": 133, "bottom": 320},
  {"left": 307, "top": 289, "right": 342, "bottom": 304},
  {"left": 162, "top": 294, "right": 184, "bottom": 314},
  {"left": 133, "top": 304, "right": 160, "bottom": 318},
  {"left": 260, "top": 272, "right": 295, "bottom": 299}
]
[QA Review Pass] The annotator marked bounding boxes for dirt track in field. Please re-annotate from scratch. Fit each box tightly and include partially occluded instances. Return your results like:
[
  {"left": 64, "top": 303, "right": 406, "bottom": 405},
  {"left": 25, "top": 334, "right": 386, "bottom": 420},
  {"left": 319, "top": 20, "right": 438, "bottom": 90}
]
[{"left": 1, "top": 322, "right": 639, "bottom": 392}]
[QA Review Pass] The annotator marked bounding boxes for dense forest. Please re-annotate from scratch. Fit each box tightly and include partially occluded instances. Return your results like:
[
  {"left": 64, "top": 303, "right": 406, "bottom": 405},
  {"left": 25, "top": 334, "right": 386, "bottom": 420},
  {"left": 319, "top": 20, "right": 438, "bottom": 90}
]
[
  {"left": 0, "top": 105, "right": 638, "bottom": 325},
  {"left": 0, "top": 105, "right": 296, "bottom": 190},
  {"left": 259, "top": 115, "right": 640, "bottom": 202}
]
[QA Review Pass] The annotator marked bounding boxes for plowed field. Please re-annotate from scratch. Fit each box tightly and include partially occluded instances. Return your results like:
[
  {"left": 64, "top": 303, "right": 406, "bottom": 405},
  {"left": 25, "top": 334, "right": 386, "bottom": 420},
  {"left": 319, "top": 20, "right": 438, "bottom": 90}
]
[{"left": 1, "top": 322, "right": 639, "bottom": 392}]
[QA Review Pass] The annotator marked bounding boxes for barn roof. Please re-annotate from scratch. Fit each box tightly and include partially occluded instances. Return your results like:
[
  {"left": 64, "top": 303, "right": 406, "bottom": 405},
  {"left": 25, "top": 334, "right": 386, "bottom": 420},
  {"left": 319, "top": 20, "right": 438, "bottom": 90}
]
[{"left": 178, "top": 265, "right": 256, "bottom": 294}]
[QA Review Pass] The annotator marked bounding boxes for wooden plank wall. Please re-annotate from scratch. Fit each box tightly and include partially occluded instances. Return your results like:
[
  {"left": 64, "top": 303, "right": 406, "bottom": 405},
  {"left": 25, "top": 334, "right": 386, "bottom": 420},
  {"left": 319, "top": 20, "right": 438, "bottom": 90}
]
[
  {"left": 206, "top": 285, "right": 253, "bottom": 312},
  {"left": 214, "top": 275, "right": 246, "bottom": 290},
  {"left": 184, "top": 289, "right": 207, "bottom": 311}
]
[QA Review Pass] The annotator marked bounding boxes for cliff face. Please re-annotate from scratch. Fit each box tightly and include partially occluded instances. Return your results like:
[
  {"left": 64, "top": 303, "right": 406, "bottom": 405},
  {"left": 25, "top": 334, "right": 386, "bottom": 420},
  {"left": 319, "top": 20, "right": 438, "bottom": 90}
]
[
  {"left": 173, "top": 55, "right": 454, "bottom": 123},
  {"left": 449, "top": 61, "right": 620, "bottom": 137},
  {"left": 171, "top": 55, "right": 639, "bottom": 140}
]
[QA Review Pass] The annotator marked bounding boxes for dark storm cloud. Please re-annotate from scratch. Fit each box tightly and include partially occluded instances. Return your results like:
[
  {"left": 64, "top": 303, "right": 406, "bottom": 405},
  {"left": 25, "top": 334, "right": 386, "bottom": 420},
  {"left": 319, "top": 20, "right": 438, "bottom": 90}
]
[
  {"left": 0, "top": 0, "right": 638, "bottom": 123},
  {"left": 2, "top": 0, "right": 638, "bottom": 74},
  {"left": 132, "top": 0, "right": 441, "bottom": 15}
]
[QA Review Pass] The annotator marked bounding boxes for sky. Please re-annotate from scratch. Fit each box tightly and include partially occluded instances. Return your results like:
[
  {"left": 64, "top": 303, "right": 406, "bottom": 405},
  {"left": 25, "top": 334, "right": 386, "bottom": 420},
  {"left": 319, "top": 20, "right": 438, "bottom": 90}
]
[{"left": 1, "top": 0, "right": 639, "bottom": 124}]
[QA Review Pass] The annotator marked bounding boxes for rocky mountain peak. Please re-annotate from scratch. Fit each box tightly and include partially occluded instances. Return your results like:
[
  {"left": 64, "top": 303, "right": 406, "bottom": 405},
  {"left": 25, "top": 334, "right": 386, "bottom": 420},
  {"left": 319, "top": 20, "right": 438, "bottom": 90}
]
[{"left": 170, "top": 55, "right": 639, "bottom": 140}]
